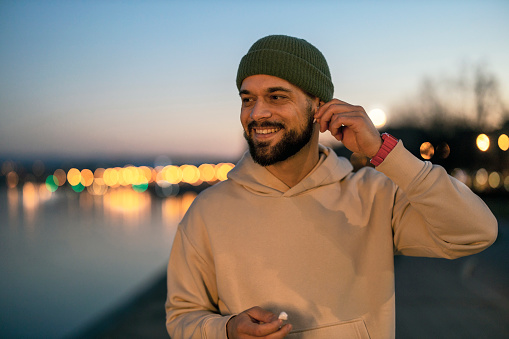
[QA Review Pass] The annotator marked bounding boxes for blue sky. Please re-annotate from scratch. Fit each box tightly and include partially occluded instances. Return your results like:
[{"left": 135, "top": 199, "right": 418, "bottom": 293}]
[{"left": 1, "top": 0, "right": 508, "bottom": 161}]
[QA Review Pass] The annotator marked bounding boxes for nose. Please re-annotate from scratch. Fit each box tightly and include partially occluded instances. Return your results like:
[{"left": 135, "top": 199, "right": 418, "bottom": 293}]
[{"left": 250, "top": 100, "right": 271, "bottom": 121}]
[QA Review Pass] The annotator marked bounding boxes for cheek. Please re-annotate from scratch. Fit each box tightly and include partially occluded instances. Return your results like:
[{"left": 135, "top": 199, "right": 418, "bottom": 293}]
[{"left": 240, "top": 111, "right": 250, "bottom": 130}]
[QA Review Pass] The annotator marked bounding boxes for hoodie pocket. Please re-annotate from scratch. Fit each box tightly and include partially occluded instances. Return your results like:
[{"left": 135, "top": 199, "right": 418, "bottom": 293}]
[{"left": 287, "top": 318, "right": 371, "bottom": 339}]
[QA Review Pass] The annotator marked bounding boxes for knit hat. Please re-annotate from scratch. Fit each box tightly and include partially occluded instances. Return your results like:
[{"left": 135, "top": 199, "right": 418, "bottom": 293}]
[{"left": 236, "top": 35, "right": 334, "bottom": 102}]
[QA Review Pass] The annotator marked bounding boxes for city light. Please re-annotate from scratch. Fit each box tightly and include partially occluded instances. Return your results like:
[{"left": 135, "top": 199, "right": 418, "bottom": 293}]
[
  {"left": 54, "top": 169, "right": 67, "bottom": 186},
  {"left": 45, "top": 175, "right": 59, "bottom": 192},
  {"left": 199, "top": 164, "right": 216, "bottom": 182},
  {"left": 488, "top": 172, "right": 501, "bottom": 189},
  {"left": 499, "top": 134, "right": 509, "bottom": 151},
  {"left": 420, "top": 142, "right": 434, "bottom": 160},
  {"left": 6, "top": 171, "right": 19, "bottom": 188},
  {"left": 67, "top": 168, "right": 82, "bottom": 186},
  {"left": 81, "top": 169, "right": 94, "bottom": 187},
  {"left": 7, "top": 162, "right": 235, "bottom": 195},
  {"left": 476, "top": 134, "right": 490, "bottom": 152}
]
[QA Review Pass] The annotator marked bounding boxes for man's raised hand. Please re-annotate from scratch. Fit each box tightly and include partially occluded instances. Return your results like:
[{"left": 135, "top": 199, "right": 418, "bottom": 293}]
[{"left": 314, "top": 99, "right": 382, "bottom": 158}]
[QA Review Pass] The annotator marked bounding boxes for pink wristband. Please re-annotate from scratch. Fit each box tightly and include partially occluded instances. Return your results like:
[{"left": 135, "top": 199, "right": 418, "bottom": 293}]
[{"left": 370, "top": 133, "right": 398, "bottom": 166}]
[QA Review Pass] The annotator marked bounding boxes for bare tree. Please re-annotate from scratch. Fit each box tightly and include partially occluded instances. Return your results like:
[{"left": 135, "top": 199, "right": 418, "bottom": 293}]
[{"left": 391, "top": 61, "right": 506, "bottom": 132}]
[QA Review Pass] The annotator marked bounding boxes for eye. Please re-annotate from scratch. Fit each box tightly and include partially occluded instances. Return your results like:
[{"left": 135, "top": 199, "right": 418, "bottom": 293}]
[{"left": 241, "top": 96, "right": 254, "bottom": 106}]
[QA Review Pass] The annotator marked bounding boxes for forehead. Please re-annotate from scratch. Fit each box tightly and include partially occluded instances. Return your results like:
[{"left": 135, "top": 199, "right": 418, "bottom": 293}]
[{"left": 239, "top": 74, "right": 302, "bottom": 94}]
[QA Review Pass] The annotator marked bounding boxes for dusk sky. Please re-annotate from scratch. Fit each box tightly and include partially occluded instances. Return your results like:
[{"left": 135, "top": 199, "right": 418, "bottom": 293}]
[{"left": 1, "top": 0, "right": 508, "bottom": 162}]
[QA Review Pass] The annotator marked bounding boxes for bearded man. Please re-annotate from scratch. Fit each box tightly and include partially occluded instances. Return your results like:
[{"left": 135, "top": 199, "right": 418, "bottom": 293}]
[{"left": 165, "top": 35, "right": 497, "bottom": 339}]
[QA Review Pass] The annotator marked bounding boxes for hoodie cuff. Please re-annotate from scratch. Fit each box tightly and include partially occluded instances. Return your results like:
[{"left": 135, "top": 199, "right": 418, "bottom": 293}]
[
  {"left": 375, "top": 141, "right": 429, "bottom": 191},
  {"left": 203, "top": 314, "right": 235, "bottom": 339}
]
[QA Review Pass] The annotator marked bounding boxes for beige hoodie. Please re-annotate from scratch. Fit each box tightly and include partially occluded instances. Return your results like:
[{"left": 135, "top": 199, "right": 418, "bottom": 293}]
[{"left": 166, "top": 142, "right": 497, "bottom": 338}]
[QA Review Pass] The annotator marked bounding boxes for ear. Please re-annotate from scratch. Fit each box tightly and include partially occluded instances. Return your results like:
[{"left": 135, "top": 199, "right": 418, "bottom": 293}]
[{"left": 312, "top": 97, "right": 321, "bottom": 111}]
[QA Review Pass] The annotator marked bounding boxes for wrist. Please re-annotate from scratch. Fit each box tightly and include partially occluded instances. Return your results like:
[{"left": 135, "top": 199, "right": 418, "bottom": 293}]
[{"left": 370, "top": 133, "right": 398, "bottom": 166}]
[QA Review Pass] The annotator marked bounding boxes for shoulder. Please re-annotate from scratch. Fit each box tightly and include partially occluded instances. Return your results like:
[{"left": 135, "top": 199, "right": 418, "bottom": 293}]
[
  {"left": 342, "top": 166, "right": 397, "bottom": 198},
  {"left": 182, "top": 179, "right": 239, "bottom": 217}
]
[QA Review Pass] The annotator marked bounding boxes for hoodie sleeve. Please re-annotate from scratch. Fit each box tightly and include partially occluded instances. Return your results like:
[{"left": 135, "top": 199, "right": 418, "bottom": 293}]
[
  {"left": 376, "top": 141, "right": 498, "bottom": 259},
  {"left": 165, "top": 209, "right": 233, "bottom": 338}
]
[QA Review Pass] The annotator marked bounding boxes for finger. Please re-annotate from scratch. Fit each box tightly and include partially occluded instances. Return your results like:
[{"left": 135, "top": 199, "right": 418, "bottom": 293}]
[
  {"left": 255, "top": 321, "right": 285, "bottom": 337},
  {"left": 329, "top": 122, "right": 344, "bottom": 141},
  {"left": 239, "top": 318, "right": 283, "bottom": 337},
  {"left": 247, "top": 306, "right": 278, "bottom": 323},
  {"left": 264, "top": 324, "right": 293, "bottom": 339},
  {"left": 234, "top": 307, "right": 281, "bottom": 336},
  {"left": 314, "top": 98, "right": 351, "bottom": 119},
  {"left": 316, "top": 101, "right": 357, "bottom": 133},
  {"left": 325, "top": 111, "right": 356, "bottom": 137}
]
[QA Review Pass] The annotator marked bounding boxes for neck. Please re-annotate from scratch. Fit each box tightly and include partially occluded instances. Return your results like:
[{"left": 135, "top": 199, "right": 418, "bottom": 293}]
[{"left": 265, "top": 127, "right": 320, "bottom": 188}]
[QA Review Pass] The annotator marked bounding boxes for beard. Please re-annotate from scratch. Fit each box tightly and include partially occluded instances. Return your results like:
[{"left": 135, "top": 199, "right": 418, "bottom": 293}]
[{"left": 244, "top": 102, "right": 315, "bottom": 167}]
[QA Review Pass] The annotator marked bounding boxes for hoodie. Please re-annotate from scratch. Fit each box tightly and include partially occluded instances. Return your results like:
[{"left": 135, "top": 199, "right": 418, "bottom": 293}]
[{"left": 166, "top": 142, "right": 497, "bottom": 339}]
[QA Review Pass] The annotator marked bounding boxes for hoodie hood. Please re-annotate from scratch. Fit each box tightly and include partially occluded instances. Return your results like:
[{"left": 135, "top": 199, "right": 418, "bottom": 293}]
[{"left": 227, "top": 145, "right": 353, "bottom": 197}]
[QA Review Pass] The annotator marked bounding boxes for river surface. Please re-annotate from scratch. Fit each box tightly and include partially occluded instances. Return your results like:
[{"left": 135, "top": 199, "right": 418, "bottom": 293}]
[{"left": 0, "top": 185, "right": 193, "bottom": 338}]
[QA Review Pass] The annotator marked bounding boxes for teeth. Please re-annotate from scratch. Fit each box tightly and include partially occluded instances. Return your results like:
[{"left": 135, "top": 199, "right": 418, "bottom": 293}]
[{"left": 255, "top": 128, "right": 279, "bottom": 134}]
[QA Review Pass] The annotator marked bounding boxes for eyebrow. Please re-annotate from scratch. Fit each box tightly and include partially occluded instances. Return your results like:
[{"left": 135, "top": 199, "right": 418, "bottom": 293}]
[{"left": 239, "top": 86, "right": 293, "bottom": 96}]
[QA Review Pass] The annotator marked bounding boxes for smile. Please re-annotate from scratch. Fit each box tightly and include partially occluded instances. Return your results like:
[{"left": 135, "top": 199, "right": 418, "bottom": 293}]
[{"left": 254, "top": 127, "right": 281, "bottom": 135}]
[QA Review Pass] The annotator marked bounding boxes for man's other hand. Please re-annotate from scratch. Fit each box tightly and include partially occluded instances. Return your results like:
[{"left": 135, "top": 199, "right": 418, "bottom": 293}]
[{"left": 227, "top": 306, "right": 292, "bottom": 338}]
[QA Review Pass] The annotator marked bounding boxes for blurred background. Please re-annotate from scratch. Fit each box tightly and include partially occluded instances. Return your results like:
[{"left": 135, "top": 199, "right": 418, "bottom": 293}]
[{"left": 1, "top": 0, "right": 508, "bottom": 338}]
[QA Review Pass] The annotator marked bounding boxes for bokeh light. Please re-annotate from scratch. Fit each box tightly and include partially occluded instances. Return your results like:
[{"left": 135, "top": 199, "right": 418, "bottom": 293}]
[
  {"left": 181, "top": 165, "right": 201, "bottom": 185},
  {"left": 45, "top": 175, "right": 59, "bottom": 192},
  {"left": 476, "top": 134, "right": 490, "bottom": 152},
  {"left": 199, "top": 164, "right": 216, "bottom": 182},
  {"left": 80, "top": 169, "right": 94, "bottom": 187},
  {"left": 475, "top": 168, "right": 489, "bottom": 186},
  {"left": 488, "top": 172, "right": 501, "bottom": 189},
  {"left": 162, "top": 165, "right": 182, "bottom": 184},
  {"left": 67, "top": 168, "right": 82, "bottom": 186},
  {"left": 103, "top": 168, "right": 120, "bottom": 187},
  {"left": 94, "top": 168, "right": 106, "bottom": 180},
  {"left": 53, "top": 169, "right": 67, "bottom": 186},
  {"left": 6, "top": 171, "right": 19, "bottom": 188},
  {"left": 498, "top": 134, "right": 509, "bottom": 151},
  {"left": 2, "top": 161, "right": 235, "bottom": 198},
  {"left": 139, "top": 166, "right": 154, "bottom": 183},
  {"left": 216, "top": 163, "right": 234, "bottom": 181},
  {"left": 420, "top": 142, "right": 435, "bottom": 160},
  {"left": 72, "top": 183, "right": 85, "bottom": 193}
]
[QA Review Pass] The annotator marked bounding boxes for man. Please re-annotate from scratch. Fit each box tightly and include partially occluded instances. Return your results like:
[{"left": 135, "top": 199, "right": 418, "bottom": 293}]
[{"left": 165, "top": 35, "right": 497, "bottom": 338}]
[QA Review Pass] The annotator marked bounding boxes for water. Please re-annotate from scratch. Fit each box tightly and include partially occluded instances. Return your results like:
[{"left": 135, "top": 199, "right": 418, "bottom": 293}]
[{"left": 0, "top": 185, "right": 192, "bottom": 338}]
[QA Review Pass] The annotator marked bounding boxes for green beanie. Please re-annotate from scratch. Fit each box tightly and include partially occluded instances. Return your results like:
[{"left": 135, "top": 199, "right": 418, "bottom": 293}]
[{"left": 236, "top": 35, "right": 334, "bottom": 102}]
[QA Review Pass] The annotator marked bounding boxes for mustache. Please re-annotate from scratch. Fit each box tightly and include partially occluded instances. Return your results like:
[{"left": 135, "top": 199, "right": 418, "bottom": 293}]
[{"left": 247, "top": 121, "right": 285, "bottom": 130}]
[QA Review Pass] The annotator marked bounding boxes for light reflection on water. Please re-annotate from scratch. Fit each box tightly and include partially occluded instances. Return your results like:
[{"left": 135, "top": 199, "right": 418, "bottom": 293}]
[{"left": 0, "top": 185, "right": 194, "bottom": 338}]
